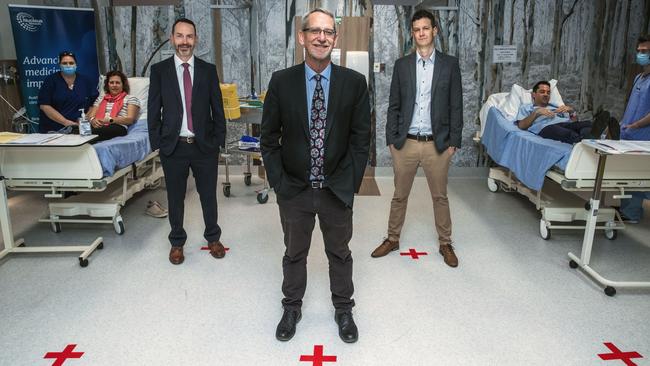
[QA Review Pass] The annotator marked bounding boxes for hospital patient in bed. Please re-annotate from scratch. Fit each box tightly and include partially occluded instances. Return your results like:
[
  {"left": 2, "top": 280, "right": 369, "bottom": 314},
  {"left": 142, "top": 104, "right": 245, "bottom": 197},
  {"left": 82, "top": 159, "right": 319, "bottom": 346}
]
[
  {"left": 86, "top": 70, "right": 141, "bottom": 143},
  {"left": 515, "top": 80, "right": 619, "bottom": 144}
]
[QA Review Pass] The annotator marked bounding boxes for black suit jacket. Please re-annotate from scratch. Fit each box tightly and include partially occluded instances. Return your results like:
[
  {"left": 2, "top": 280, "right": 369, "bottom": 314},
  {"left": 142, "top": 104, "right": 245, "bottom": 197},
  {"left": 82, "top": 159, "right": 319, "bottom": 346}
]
[
  {"left": 386, "top": 51, "right": 463, "bottom": 152},
  {"left": 147, "top": 56, "right": 226, "bottom": 156},
  {"left": 261, "top": 63, "right": 371, "bottom": 208}
]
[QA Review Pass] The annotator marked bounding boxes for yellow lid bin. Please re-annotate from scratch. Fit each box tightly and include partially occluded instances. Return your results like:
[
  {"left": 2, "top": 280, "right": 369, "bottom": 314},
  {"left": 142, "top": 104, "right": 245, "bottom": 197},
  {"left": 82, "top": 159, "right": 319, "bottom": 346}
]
[{"left": 220, "top": 83, "right": 241, "bottom": 120}]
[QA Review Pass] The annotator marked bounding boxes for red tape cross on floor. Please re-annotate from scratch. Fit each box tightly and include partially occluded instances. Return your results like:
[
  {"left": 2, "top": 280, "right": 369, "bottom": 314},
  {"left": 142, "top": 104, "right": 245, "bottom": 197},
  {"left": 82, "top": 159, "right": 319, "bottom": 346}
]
[
  {"left": 300, "top": 345, "right": 337, "bottom": 366},
  {"left": 400, "top": 248, "right": 428, "bottom": 259},
  {"left": 44, "top": 344, "right": 84, "bottom": 366},
  {"left": 598, "top": 342, "right": 643, "bottom": 366},
  {"left": 200, "top": 247, "right": 230, "bottom": 251}
]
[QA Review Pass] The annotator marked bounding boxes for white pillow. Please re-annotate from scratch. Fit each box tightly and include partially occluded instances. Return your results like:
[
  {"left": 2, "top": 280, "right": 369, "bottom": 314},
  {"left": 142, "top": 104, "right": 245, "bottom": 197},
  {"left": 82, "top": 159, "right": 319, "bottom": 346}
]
[
  {"left": 127, "top": 77, "right": 149, "bottom": 120},
  {"left": 501, "top": 79, "right": 565, "bottom": 119}
]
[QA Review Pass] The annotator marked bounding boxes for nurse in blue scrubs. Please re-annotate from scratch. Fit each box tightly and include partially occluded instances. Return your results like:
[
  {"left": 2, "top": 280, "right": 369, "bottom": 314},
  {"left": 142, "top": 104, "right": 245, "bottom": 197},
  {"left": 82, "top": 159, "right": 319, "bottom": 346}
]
[{"left": 37, "top": 51, "right": 99, "bottom": 133}]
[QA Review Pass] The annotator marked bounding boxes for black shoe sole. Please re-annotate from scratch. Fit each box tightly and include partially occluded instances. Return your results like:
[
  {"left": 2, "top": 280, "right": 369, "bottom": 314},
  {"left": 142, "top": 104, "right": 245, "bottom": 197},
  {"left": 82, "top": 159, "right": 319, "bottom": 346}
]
[{"left": 340, "top": 335, "right": 358, "bottom": 343}]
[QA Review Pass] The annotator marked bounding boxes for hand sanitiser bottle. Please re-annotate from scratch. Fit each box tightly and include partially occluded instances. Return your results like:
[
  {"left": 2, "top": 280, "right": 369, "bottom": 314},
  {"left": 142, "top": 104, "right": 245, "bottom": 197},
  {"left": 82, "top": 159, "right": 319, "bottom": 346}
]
[{"left": 78, "top": 108, "right": 91, "bottom": 136}]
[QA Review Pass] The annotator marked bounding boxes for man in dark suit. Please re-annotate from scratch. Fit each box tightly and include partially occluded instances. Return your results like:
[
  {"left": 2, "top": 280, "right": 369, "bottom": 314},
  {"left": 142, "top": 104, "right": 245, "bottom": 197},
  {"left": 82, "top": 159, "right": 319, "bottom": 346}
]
[
  {"left": 371, "top": 10, "right": 463, "bottom": 268},
  {"left": 261, "top": 8, "right": 370, "bottom": 344},
  {"left": 148, "top": 18, "right": 227, "bottom": 265}
]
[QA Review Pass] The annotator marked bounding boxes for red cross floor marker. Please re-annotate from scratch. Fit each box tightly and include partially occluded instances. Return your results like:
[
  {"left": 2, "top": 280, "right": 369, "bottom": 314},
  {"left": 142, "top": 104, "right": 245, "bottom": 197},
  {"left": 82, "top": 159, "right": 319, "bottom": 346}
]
[
  {"left": 598, "top": 342, "right": 643, "bottom": 366},
  {"left": 200, "top": 246, "right": 230, "bottom": 251},
  {"left": 299, "top": 345, "right": 337, "bottom": 366},
  {"left": 400, "top": 248, "right": 428, "bottom": 259},
  {"left": 43, "top": 344, "right": 84, "bottom": 366}
]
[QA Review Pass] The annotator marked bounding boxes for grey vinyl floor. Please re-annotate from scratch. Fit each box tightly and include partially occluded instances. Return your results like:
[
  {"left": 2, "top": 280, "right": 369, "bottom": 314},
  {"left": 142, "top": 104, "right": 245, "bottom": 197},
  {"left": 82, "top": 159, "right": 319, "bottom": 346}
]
[{"left": 0, "top": 173, "right": 649, "bottom": 365}]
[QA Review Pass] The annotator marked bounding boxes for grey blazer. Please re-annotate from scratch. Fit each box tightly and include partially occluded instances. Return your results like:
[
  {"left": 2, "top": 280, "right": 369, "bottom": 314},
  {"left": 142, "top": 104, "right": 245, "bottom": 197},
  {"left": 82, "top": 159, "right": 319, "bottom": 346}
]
[{"left": 385, "top": 51, "right": 463, "bottom": 152}]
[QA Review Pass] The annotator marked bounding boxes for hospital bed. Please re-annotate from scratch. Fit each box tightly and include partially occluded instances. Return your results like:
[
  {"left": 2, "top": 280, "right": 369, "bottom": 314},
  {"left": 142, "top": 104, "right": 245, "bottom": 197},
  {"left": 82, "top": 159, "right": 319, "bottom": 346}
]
[
  {"left": 478, "top": 83, "right": 650, "bottom": 295},
  {"left": 0, "top": 77, "right": 163, "bottom": 266},
  {"left": 479, "top": 82, "right": 650, "bottom": 240}
]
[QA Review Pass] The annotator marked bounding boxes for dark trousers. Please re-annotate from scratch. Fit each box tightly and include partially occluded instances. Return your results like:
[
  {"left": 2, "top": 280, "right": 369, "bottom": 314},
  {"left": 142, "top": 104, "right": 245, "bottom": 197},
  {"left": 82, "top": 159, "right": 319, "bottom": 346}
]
[
  {"left": 91, "top": 124, "right": 128, "bottom": 143},
  {"left": 538, "top": 121, "right": 593, "bottom": 144},
  {"left": 278, "top": 187, "right": 354, "bottom": 313},
  {"left": 160, "top": 141, "right": 221, "bottom": 247}
]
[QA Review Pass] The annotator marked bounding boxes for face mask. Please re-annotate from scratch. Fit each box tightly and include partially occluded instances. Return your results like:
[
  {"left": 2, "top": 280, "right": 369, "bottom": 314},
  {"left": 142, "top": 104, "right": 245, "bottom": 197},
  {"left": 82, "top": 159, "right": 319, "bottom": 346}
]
[
  {"left": 636, "top": 53, "right": 650, "bottom": 66},
  {"left": 61, "top": 65, "right": 77, "bottom": 76}
]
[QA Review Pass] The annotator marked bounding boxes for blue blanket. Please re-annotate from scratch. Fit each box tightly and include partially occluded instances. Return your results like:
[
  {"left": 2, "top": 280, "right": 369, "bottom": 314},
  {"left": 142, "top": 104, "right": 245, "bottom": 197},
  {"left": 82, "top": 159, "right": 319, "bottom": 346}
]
[
  {"left": 93, "top": 119, "right": 151, "bottom": 177},
  {"left": 482, "top": 107, "right": 572, "bottom": 190}
]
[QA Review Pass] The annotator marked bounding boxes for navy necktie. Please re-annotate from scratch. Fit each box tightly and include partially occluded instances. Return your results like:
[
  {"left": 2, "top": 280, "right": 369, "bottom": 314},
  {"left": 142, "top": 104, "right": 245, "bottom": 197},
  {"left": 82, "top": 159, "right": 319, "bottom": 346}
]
[{"left": 309, "top": 74, "right": 326, "bottom": 181}]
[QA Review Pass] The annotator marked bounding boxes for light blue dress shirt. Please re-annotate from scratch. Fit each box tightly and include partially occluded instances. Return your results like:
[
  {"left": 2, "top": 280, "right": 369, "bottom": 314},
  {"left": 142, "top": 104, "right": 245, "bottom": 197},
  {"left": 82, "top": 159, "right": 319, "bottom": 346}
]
[
  {"left": 305, "top": 63, "right": 331, "bottom": 181},
  {"left": 305, "top": 63, "right": 331, "bottom": 127},
  {"left": 409, "top": 51, "right": 435, "bottom": 136}
]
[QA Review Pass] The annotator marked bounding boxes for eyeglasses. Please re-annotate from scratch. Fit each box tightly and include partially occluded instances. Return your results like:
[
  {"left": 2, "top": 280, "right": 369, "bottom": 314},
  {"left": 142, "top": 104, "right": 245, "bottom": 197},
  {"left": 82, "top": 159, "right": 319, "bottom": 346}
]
[
  {"left": 303, "top": 27, "right": 336, "bottom": 38},
  {"left": 59, "top": 51, "right": 75, "bottom": 58}
]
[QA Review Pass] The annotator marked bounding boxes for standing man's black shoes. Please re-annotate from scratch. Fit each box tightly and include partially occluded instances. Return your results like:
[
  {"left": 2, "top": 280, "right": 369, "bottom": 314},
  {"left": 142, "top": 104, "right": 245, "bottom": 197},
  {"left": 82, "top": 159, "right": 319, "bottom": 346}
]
[
  {"left": 275, "top": 309, "right": 301, "bottom": 341},
  {"left": 335, "top": 312, "right": 358, "bottom": 343}
]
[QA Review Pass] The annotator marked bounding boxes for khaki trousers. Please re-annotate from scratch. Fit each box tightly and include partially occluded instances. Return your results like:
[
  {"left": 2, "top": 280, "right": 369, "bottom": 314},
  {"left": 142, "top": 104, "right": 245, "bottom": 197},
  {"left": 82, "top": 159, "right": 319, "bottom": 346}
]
[{"left": 387, "top": 139, "right": 453, "bottom": 245}]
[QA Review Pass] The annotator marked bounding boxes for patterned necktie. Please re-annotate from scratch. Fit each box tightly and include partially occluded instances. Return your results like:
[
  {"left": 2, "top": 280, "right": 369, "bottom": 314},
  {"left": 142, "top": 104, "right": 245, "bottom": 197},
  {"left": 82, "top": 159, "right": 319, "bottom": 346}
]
[
  {"left": 309, "top": 74, "right": 326, "bottom": 181},
  {"left": 182, "top": 63, "right": 193, "bottom": 132}
]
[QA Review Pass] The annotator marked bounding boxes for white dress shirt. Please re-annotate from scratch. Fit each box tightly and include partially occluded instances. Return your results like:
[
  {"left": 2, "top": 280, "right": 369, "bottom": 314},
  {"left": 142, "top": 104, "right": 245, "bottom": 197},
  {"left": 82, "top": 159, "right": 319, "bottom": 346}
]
[{"left": 174, "top": 54, "right": 195, "bottom": 137}]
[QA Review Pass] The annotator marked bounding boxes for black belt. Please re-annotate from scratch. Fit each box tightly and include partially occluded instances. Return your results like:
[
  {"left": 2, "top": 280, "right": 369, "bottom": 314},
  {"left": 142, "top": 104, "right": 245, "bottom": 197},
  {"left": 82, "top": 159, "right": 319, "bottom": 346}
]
[
  {"left": 407, "top": 134, "right": 434, "bottom": 142},
  {"left": 179, "top": 136, "right": 195, "bottom": 144},
  {"left": 310, "top": 181, "right": 327, "bottom": 189}
]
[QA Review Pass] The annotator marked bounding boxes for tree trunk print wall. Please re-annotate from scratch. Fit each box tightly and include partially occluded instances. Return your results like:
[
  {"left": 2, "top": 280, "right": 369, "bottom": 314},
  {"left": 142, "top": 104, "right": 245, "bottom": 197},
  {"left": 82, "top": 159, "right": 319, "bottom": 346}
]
[{"left": 26, "top": 0, "right": 650, "bottom": 167}]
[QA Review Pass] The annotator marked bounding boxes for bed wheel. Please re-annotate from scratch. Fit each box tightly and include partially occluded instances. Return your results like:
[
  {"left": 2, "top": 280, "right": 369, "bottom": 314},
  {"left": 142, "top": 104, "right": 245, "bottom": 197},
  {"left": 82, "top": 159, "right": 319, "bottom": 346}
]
[
  {"left": 604, "top": 229, "right": 617, "bottom": 240},
  {"left": 487, "top": 178, "right": 499, "bottom": 192},
  {"left": 257, "top": 192, "right": 269, "bottom": 204},
  {"left": 604, "top": 286, "right": 616, "bottom": 297},
  {"left": 223, "top": 185, "right": 231, "bottom": 197},
  {"left": 244, "top": 173, "right": 252, "bottom": 186},
  {"left": 51, "top": 222, "right": 61, "bottom": 233},
  {"left": 569, "top": 260, "right": 578, "bottom": 269},
  {"left": 113, "top": 216, "right": 125, "bottom": 235},
  {"left": 79, "top": 258, "right": 89, "bottom": 267},
  {"left": 97, "top": 242, "right": 104, "bottom": 250},
  {"left": 539, "top": 219, "right": 551, "bottom": 240}
]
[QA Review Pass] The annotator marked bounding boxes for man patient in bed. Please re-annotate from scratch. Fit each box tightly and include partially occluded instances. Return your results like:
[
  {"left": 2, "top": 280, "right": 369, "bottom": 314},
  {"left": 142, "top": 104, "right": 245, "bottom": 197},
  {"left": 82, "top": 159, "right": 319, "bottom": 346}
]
[{"left": 515, "top": 80, "right": 618, "bottom": 144}]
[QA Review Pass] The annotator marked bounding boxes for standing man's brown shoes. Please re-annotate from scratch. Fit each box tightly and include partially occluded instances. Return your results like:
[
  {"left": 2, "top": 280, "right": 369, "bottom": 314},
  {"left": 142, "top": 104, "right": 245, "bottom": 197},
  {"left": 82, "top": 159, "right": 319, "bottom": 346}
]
[
  {"left": 169, "top": 247, "right": 184, "bottom": 265},
  {"left": 371, "top": 238, "right": 399, "bottom": 258},
  {"left": 439, "top": 244, "right": 458, "bottom": 267},
  {"left": 207, "top": 241, "right": 226, "bottom": 259}
]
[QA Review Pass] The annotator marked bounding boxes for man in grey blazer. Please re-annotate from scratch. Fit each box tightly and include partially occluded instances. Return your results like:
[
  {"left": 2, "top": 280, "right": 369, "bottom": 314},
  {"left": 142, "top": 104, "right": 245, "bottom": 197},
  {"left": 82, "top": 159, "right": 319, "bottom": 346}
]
[{"left": 371, "top": 9, "right": 463, "bottom": 267}]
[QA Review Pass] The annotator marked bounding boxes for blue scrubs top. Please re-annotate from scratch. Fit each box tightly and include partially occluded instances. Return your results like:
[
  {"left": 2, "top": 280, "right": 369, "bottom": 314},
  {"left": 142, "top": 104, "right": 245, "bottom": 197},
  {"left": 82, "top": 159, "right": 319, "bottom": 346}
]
[
  {"left": 37, "top": 72, "right": 98, "bottom": 133},
  {"left": 620, "top": 73, "right": 650, "bottom": 141}
]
